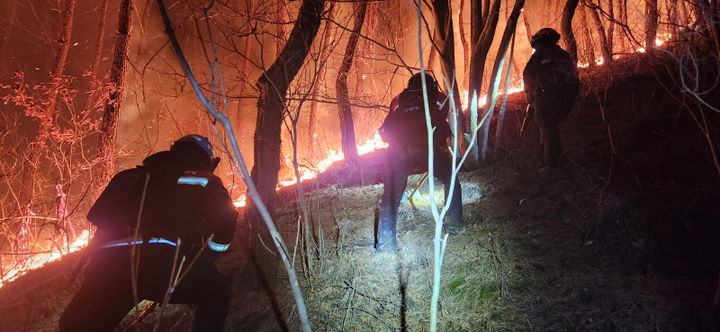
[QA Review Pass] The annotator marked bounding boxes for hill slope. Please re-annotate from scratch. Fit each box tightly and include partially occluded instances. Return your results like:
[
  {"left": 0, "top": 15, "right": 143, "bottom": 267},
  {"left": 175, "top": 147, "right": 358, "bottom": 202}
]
[{"left": 1, "top": 51, "right": 719, "bottom": 332}]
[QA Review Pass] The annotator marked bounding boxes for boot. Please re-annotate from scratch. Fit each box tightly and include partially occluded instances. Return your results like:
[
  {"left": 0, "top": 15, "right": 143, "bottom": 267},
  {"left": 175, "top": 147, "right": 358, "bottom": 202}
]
[{"left": 375, "top": 218, "right": 397, "bottom": 253}]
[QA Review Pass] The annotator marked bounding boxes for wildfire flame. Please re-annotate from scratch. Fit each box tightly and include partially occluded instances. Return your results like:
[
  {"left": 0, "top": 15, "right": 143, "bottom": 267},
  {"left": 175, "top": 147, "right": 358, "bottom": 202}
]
[
  {"left": 460, "top": 84, "right": 525, "bottom": 111},
  {"left": 579, "top": 32, "right": 673, "bottom": 67},
  {"left": 0, "top": 229, "right": 91, "bottom": 288},
  {"left": 234, "top": 132, "right": 389, "bottom": 207}
]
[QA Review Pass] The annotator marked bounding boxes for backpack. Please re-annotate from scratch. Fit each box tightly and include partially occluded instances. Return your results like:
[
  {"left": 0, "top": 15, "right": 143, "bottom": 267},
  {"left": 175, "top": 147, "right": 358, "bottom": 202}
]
[
  {"left": 524, "top": 46, "right": 580, "bottom": 102},
  {"left": 87, "top": 168, "right": 149, "bottom": 240}
]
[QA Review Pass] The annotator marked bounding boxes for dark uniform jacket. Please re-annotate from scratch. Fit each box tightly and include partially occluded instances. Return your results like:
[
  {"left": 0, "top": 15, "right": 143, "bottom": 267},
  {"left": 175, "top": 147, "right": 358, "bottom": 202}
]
[
  {"left": 379, "top": 88, "right": 452, "bottom": 149},
  {"left": 87, "top": 150, "right": 237, "bottom": 257},
  {"left": 522, "top": 44, "right": 580, "bottom": 114}
]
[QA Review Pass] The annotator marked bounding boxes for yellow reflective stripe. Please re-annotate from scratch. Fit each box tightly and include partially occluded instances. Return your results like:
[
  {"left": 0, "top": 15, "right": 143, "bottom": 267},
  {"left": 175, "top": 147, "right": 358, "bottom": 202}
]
[
  {"left": 208, "top": 240, "right": 230, "bottom": 252},
  {"left": 177, "top": 176, "right": 209, "bottom": 187}
]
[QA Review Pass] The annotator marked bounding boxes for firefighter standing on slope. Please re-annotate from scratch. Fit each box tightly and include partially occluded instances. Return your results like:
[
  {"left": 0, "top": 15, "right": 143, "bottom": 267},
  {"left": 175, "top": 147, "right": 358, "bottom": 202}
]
[
  {"left": 376, "top": 72, "right": 464, "bottom": 253},
  {"left": 522, "top": 28, "right": 580, "bottom": 172},
  {"left": 59, "top": 135, "right": 238, "bottom": 332}
]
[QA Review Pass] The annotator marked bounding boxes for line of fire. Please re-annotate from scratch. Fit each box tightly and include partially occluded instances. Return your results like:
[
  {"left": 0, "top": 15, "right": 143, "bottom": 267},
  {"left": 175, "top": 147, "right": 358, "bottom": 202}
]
[{"left": 1, "top": 0, "right": 719, "bottom": 331}]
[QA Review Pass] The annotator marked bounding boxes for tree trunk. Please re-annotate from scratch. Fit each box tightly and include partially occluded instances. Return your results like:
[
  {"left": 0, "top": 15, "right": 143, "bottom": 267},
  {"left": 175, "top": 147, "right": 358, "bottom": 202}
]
[
  {"left": 234, "top": 0, "right": 256, "bottom": 132},
  {"left": 586, "top": 0, "right": 612, "bottom": 64},
  {"left": 308, "top": 3, "right": 336, "bottom": 158},
  {"left": 90, "top": 0, "right": 110, "bottom": 77},
  {"left": 561, "top": 0, "right": 580, "bottom": 63},
  {"left": 335, "top": 2, "right": 366, "bottom": 164},
  {"left": 580, "top": 5, "right": 596, "bottom": 66},
  {"left": 428, "top": 29, "right": 439, "bottom": 73},
  {"left": 619, "top": 0, "right": 629, "bottom": 51},
  {"left": 468, "top": 0, "right": 501, "bottom": 161},
  {"left": 606, "top": 0, "right": 615, "bottom": 61},
  {"left": 645, "top": 0, "right": 659, "bottom": 49},
  {"left": 276, "top": 0, "right": 288, "bottom": 56},
  {"left": 83, "top": 0, "right": 110, "bottom": 115},
  {"left": 96, "top": 0, "right": 133, "bottom": 191},
  {"left": 240, "top": 0, "right": 255, "bottom": 96},
  {"left": 478, "top": 0, "right": 524, "bottom": 160},
  {"left": 458, "top": 0, "right": 470, "bottom": 90},
  {"left": 249, "top": 0, "right": 325, "bottom": 223},
  {"left": 432, "top": 0, "right": 466, "bottom": 136}
]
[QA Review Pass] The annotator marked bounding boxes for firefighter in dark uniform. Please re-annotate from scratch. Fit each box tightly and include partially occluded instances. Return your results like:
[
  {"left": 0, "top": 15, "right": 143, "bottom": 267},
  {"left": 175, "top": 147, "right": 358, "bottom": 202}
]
[
  {"left": 523, "top": 28, "right": 580, "bottom": 171},
  {"left": 376, "top": 73, "right": 464, "bottom": 253},
  {"left": 59, "top": 135, "right": 238, "bottom": 332}
]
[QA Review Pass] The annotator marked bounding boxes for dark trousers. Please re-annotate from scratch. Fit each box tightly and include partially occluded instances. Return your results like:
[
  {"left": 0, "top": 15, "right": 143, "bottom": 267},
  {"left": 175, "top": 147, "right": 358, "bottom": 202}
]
[
  {"left": 59, "top": 244, "right": 231, "bottom": 332},
  {"left": 535, "top": 111, "right": 561, "bottom": 167},
  {"left": 376, "top": 145, "right": 463, "bottom": 252},
  {"left": 533, "top": 96, "right": 573, "bottom": 168}
]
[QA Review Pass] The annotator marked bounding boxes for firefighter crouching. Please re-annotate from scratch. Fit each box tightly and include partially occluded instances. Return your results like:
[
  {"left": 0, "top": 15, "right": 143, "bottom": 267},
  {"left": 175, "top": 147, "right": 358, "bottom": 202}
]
[
  {"left": 59, "top": 135, "right": 238, "bottom": 332},
  {"left": 522, "top": 28, "right": 580, "bottom": 172},
  {"left": 376, "top": 73, "right": 464, "bottom": 253}
]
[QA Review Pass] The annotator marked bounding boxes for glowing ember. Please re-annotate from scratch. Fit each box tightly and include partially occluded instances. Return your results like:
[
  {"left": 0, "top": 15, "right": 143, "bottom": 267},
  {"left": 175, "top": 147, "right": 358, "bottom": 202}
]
[{"left": 0, "top": 229, "right": 91, "bottom": 288}]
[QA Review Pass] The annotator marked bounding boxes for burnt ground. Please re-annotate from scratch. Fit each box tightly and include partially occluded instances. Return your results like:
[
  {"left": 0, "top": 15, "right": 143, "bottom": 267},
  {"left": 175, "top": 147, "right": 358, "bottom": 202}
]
[{"left": 1, "top": 50, "right": 719, "bottom": 331}]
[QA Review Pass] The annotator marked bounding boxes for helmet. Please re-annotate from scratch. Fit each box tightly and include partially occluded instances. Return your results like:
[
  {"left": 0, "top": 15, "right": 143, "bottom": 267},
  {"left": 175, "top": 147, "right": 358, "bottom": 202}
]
[
  {"left": 171, "top": 134, "right": 220, "bottom": 171},
  {"left": 531, "top": 28, "right": 561, "bottom": 48},
  {"left": 173, "top": 134, "right": 214, "bottom": 159},
  {"left": 407, "top": 72, "right": 438, "bottom": 91}
]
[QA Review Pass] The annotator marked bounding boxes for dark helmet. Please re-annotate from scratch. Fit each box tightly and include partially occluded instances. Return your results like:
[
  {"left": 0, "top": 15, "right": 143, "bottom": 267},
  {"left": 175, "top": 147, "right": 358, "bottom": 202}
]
[
  {"left": 531, "top": 28, "right": 561, "bottom": 49},
  {"left": 171, "top": 134, "right": 220, "bottom": 171},
  {"left": 407, "top": 72, "right": 438, "bottom": 91}
]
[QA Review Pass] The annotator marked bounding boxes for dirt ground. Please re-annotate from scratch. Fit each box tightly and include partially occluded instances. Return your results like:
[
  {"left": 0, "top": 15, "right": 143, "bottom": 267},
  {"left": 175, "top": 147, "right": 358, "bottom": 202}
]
[{"left": 1, "top": 52, "right": 719, "bottom": 331}]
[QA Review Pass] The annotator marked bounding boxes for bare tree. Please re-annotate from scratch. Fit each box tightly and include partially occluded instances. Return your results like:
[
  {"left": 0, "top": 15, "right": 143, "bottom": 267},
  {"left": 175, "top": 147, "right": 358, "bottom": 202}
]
[
  {"left": 83, "top": 0, "right": 110, "bottom": 113},
  {"left": 468, "top": 0, "right": 501, "bottom": 161},
  {"left": 645, "top": 0, "right": 659, "bottom": 50},
  {"left": 335, "top": 2, "right": 368, "bottom": 164},
  {"left": 17, "top": 0, "right": 77, "bottom": 220},
  {"left": 276, "top": 0, "right": 288, "bottom": 55},
  {"left": 432, "top": 0, "right": 465, "bottom": 137},
  {"left": 308, "top": 3, "right": 337, "bottom": 157},
  {"left": 584, "top": 0, "right": 613, "bottom": 64},
  {"left": 96, "top": 0, "right": 134, "bottom": 192},
  {"left": 478, "top": 0, "right": 525, "bottom": 160},
  {"left": 248, "top": 0, "right": 325, "bottom": 237},
  {"left": 580, "top": 4, "right": 597, "bottom": 66},
  {"left": 562, "top": 0, "right": 580, "bottom": 62},
  {"left": 458, "top": 0, "right": 470, "bottom": 89},
  {"left": 89, "top": 0, "right": 110, "bottom": 76}
]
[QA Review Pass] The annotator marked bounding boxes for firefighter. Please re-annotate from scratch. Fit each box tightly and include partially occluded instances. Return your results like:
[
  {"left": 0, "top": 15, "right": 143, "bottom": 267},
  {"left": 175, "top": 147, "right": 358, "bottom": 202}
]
[
  {"left": 59, "top": 135, "right": 238, "bottom": 332},
  {"left": 522, "top": 28, "right": 580, "bottom": 172},
  {"left": 376, "top": 72, "right": 463, "bottom": 253}
]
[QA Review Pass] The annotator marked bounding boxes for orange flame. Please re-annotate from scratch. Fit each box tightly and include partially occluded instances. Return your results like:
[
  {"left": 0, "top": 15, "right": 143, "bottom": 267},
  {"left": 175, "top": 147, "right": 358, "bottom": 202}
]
[
  {"left": 1, "top": 229, "right": 91, "bottom": 288},
  {"left": 234, "top": 133, "right": 388, "bottom": 207}
]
